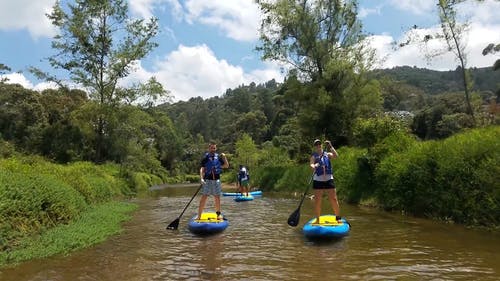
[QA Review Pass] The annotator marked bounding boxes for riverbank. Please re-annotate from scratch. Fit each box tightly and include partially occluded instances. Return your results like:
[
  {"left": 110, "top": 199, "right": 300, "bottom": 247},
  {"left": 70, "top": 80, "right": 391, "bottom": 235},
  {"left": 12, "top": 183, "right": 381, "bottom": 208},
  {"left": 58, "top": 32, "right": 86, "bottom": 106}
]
[
  {"left": 1, "top": 182, "right": 240, "bottom": 268},
  {"left": 0, "top": 201, "right": 137, "bottom": 268}
]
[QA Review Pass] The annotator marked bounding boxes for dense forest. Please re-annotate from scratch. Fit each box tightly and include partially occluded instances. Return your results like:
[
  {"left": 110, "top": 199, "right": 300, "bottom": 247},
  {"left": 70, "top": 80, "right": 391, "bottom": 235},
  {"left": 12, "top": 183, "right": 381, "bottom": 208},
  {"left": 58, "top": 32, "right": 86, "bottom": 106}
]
[
  {"left": 1, "top": 65, "right": 498, "bottom": 176},
  {"left": 371, "top": 66, "right": 499, "bottom": 96}
]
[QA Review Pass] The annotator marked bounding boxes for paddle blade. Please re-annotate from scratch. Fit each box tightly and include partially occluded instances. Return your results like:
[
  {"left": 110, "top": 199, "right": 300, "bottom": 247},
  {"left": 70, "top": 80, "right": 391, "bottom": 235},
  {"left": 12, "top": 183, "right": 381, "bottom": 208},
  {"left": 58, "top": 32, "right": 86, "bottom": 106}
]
[
  {"left": 287, "top": 208, "right": 300, "bottom": 227},
  {"left": 166, "top": 218, "right": 180, "bottom": 230}
]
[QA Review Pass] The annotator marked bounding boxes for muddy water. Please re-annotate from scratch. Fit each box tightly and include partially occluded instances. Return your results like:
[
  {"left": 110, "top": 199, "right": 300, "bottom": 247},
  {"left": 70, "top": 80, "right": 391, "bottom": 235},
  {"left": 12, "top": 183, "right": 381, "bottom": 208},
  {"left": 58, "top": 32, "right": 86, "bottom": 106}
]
[{"left": 1, "top": 185, "right": 499, "bottom": 281}]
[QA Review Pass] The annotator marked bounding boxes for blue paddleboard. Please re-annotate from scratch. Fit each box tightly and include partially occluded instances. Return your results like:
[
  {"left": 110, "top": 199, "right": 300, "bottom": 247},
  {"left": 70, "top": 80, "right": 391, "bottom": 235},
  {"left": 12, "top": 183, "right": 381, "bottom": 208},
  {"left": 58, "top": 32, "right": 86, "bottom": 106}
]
[
  {"left": 234, "top": 194, "right": 254, "bottom": 202},
  {"left": 222, "top": 190, "right": 262, "bottom": 196},
  {"left": 303, "top": 215, "right": 350, "bottom": 240},
  {"left": 188, "top": 212, "right": 228, "bottom": 235}
]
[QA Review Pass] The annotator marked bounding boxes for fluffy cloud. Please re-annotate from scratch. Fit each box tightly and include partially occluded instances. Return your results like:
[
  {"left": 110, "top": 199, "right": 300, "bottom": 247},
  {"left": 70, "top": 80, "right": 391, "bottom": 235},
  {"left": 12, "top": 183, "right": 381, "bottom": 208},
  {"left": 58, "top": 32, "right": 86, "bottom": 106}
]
[
  {"left": 129, "top": 0, "right": 183, "bottom": 20},
  {"left": 130, "top": 0, "right": 261, "bottom": 42},
  {"left": 0, "top": 0, "right": 56, "bottom": 38},
  {"left": 388, "top": 0, "right": 436, "bottom": 15},
  {"left": 358, "top": 6, "right": 381, "bottom": 19},
  {"left": 1, "top": 72, "right": 69, "bottom": 92},
  {"left": 1, "top": 73, "right": 33, "bottom": 88},
  {"left": 184, "top": 0, "right": 261, "bottom": 42},
  {"left": 368, "top": 20, "right": 500, "bottom": 70},
  {"left": 123, "top": 44, "right": 283, "bottom": 101}
]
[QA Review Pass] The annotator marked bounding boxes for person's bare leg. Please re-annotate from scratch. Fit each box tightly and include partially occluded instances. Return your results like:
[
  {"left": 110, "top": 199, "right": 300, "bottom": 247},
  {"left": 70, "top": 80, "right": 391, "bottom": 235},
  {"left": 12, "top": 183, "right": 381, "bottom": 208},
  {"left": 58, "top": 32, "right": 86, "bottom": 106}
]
[
  {"left": 214, "top": 195, "right": 221, "bottom": 219},
  {"left": 327, "top": 189, "right": 340, "bottom": 217},
  {"left": 198, "top": 195, "right": 208, "bottom": 219},
  {"left": 314, "top": 189, "right": 323, "bottom": 223}
]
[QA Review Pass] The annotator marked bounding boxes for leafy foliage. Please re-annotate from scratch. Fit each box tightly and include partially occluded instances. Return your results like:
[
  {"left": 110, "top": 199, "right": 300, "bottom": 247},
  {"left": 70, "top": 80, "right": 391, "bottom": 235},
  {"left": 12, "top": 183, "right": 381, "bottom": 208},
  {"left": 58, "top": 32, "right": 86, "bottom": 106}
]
[
  {"left": 33, "top": 0, "right": 165, "bottom": 162},
  {"left": 374, "top": 126, "right": 499, "bottom": 226},
  {"left": 0, "top": 157, "right": 135, "bottom": 252}
]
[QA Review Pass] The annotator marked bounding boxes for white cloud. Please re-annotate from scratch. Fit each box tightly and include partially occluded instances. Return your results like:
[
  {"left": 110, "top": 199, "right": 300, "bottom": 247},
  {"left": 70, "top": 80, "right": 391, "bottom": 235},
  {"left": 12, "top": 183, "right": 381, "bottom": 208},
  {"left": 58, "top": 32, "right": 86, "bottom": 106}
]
[
  {"left": 1, "top": 73, "right": 33, "bottom": 88},
  {"left": 33, "top": 81, "right": 59, "bottom": 91},
  {"left": 184, "top": 0, "right": 261, "bottom": 42},
  {"left": 123, "top": 44, "right": 284, "bottom": 101},
  {"left": 458, "top": 0, "right": 500, "bottom": 25},
  {"left": 358, "top": 6, "right": 381, "bottom": 19},
  {"left": 0, "top": 0, "right": 56, "bottom": 38},
  {"left": 1, "top": 72, "right": 60, "bottom": 91},
  {"left": 389, "top": 0, "right": 435, "bottom": 15},
  {"left": 129, "top": 0, "right": 183, "bottom": 20},
  {"left": 368, "top": 20, "right": 500, "bottom": 71}
]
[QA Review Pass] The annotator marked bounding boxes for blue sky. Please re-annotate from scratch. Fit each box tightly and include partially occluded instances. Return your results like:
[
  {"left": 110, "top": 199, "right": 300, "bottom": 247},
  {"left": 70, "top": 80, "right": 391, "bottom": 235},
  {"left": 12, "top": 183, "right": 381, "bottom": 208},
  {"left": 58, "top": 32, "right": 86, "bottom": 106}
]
[{"left": 1, "top": 0, "right": 499, "bottom": 101}]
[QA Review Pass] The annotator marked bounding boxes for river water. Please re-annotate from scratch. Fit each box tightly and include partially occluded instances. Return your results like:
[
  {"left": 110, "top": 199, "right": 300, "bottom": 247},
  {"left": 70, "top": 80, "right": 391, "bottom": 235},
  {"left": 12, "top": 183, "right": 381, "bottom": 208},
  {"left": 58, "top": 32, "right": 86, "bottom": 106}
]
[{"left": 1, "top": 185, "right": 499, "bottom": 281}]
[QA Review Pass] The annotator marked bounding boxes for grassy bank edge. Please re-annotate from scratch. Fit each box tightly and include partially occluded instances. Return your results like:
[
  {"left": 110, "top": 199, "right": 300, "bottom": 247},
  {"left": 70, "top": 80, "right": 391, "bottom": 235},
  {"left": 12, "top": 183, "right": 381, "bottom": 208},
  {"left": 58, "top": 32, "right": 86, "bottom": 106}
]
[{"left": 0, "top": 201, "right": 138, "bottom": 268}]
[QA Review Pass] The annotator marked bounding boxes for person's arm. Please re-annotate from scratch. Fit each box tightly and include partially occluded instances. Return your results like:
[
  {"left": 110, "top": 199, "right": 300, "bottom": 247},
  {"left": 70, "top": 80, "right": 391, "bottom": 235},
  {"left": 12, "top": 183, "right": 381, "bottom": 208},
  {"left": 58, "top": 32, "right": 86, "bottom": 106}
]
[
  {"left": 310, "top": 155, "right": 318, "bottom": 170},
  {"left": 220, "top": 153, "right": 229, "bottom": 168},
  {"left": 200, "top": 167, "right": 205, "bottom": 183},
  {"left": 325, "top": 140, "right": 338, "bottom": 159},
  {"left": 200, "top": 157, "right": 207, "bottom": 183}
]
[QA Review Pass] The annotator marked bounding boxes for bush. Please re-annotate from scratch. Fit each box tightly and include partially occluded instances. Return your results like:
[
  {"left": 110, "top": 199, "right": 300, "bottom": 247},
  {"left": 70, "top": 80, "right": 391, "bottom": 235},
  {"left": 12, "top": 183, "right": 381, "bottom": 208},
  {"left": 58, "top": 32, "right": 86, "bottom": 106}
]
[
  {"left": 0, "top": 157, "right": 136, "bottom": 250},
  {"left": 130, "top": 172, "right": 163, "bottom": 193},
  {"left": 375, "top": 126, "right": 499, "bottom": 226},
  {"left": 0, "top": 170, "right": 87, "bottom": 250},
  {"left": 252, "top": 166, "right": 289, "bottom": 191},
  {"left": 352, "top": 115, "right": 409, "bottom": 148},
  {"left": 274, "top": 166, "right": 311, "bottom": 191},
  {"left": 0, "top": 140, "right": 16, "bottom": 158},
  {"left": 333, "top": 147, "right": 369, "bottom": 203}
]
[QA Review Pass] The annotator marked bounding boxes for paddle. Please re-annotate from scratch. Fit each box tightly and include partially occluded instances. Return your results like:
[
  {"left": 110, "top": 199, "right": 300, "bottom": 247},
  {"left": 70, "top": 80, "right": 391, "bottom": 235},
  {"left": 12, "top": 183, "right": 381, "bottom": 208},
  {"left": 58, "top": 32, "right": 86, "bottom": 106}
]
[
  {"left": 287, "top": 173, "right": 314, "bottom": 227},
  {"left": 166, "top": 184, "right": 203, "bottom": 230}
]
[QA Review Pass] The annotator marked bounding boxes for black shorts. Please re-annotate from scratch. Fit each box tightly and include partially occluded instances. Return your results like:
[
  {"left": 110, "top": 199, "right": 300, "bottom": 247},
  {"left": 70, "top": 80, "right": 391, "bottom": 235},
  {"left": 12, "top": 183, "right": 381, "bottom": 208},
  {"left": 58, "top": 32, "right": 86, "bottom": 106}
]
[{"left": 312, "top": 179, "right": 335, "bottom": 190}]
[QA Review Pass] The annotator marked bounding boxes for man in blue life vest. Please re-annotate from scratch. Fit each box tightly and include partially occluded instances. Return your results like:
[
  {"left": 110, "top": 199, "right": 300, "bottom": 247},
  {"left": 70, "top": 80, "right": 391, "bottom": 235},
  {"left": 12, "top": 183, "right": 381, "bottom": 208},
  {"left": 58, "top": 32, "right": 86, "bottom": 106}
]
[
  {"left": 310, "top": 139, "right": 341, "bottom": 224},
  {"left": 198, "top": 141, "right": 229, "bottom": 220},
  {"left": 237, "top": 165, "right": 250, "bottom": 196}
]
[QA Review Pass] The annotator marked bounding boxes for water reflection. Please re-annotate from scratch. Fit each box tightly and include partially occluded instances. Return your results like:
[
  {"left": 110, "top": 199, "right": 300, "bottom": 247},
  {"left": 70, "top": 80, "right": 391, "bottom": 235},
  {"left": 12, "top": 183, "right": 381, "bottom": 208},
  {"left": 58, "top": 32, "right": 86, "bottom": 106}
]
[{"left": 1, "top": 185, "right": 499, "bottom": 281}]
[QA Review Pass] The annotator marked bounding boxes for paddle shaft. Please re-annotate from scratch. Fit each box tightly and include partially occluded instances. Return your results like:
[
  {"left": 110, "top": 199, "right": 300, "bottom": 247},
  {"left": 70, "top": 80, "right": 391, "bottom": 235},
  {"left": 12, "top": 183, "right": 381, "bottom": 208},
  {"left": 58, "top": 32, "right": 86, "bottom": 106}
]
[
  {"left": 297, "top": 173, "right": 314, "bottom": 210},
  {"left": 287, "top": 173, "right": 314, "bottom": 226},
  {"left": 177, "top": 184, "right": 203, "bottom": 219}
]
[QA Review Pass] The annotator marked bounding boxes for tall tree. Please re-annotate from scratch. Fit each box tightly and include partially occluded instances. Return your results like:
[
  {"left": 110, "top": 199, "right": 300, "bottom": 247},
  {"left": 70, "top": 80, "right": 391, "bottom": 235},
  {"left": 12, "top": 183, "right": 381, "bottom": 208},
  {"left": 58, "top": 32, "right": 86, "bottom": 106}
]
[
  {"left": 34, "top": 0, "right": 162, "bottom": 162},
  {"left": 256, "top": 0, "right": 380, "bottom": 142},
  {"left": 400, "top": 0, "right": 483, "bottom": 124},
  {"left": 436, "top": 0, "right": 475, "bottom": 123},
  {"left": 256, "top": 0, "right": 369, "bottom": 81},
  {"left": 235, "top": 133, "right": 259, "bottom": 169}
]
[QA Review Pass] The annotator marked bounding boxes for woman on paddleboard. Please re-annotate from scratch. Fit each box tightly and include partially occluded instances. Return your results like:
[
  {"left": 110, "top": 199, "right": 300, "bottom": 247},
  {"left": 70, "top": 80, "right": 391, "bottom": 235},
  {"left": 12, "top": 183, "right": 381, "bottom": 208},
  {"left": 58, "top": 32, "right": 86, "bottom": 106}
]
[{"left": 310, "top": 139, "right": 341, "bottom": 224}]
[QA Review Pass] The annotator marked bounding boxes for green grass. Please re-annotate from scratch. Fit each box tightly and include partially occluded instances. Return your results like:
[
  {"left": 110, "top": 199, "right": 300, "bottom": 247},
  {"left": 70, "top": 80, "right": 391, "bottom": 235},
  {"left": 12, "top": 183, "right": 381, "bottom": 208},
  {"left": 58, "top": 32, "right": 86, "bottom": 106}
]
[{"left": 0, "top": 201, "right": 137, "bottom": 268}]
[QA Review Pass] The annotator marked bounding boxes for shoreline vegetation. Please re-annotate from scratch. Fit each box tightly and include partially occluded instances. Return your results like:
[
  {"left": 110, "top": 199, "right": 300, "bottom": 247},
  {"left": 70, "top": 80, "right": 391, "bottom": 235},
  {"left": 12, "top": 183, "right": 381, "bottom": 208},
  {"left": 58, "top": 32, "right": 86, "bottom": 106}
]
[
  {"left": 1, "top": 126, "right": 499, "bottom": 268},
  {"left": 0, "top": 201, "right": 136, "bottom": 268}
]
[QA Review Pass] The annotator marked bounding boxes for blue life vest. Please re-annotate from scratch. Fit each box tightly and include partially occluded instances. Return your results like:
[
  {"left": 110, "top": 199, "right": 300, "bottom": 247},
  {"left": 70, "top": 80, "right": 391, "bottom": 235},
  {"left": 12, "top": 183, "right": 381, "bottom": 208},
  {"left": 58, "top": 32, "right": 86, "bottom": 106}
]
[
  {"left": 204, "top": 153, "right": 222, "bottom": 178},
  {"left": 312, "top": 151, "right": 332, "bottom": 176}
]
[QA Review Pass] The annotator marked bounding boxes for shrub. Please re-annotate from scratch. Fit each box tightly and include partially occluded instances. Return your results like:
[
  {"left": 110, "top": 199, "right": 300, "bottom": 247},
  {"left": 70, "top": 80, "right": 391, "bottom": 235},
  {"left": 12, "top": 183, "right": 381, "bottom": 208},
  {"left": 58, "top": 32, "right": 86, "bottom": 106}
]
[
  {"left": 375, "top": 126, "right": 499, "bottom": 226},
  {"left": 0, "top": 170, "right": 87, "bottom": 249},
  {"left": 333, "top": 147, "right": 368, "bottom": 203}
]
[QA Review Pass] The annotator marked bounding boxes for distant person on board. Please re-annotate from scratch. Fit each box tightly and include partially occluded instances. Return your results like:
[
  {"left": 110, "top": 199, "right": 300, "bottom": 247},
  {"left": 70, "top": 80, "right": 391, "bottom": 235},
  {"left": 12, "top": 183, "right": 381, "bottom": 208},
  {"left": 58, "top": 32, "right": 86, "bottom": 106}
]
[
  {"left": 310, "top": 139, "right": 340, "bottom": 224},
  {"left": 237, "top": 165, "right": 250, "bottom": 196},
  {"left": 198, "top": 141, "right": 229, "bottom": 220}
]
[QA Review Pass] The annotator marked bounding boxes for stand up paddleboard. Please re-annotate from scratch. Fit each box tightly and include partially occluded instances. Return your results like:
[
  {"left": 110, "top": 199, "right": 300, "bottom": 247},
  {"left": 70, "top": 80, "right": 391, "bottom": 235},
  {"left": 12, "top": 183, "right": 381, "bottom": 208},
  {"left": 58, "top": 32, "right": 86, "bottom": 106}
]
[
  {"left": 303, "top": 215, "right": 350, "bottom": 240},
  {"left": 188, "top": 212, "right": 228, "bottom": 235},
  {"left": 222, "top": 190, "right": 262, "bottom": 197},
  {"left": 234, "top": 194, "right": 254, "bottom": 202}
]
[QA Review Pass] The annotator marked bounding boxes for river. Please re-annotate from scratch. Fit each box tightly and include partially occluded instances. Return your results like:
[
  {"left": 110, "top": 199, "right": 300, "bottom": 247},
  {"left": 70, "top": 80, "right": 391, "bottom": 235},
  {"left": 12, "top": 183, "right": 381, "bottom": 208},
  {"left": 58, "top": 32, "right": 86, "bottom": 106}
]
[{"left": 1, "top": 184, "right": 499, "bottom": 280}]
